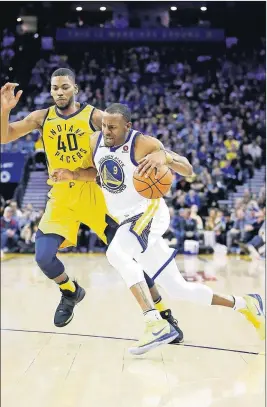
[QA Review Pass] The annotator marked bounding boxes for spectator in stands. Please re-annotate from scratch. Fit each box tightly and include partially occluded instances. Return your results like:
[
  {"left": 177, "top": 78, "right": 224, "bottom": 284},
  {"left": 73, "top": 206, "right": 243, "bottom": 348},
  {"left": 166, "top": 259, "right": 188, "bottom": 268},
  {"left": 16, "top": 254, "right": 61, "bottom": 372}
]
[
  {"left": 213, "top": 210, "right": 227, "bottom": 245},
  {"left": 240, "top": 145, "right": 254, "bottom": 179},
  {"left": 190, "top": 204, "right": 203, "bottom": 231},
  {"left": 242, "top": 188, "right": 252, "bottom": 206},
  {"left": 2, "top": 38, "right": 265, "bottom": 255},
  {"left": 241, "top": 208, "right": 265, "bottom": 244},
  {"left": 211, "top": 165, "right": 223, "bottom": 184},
  {"left": 19, "top": 203, "right": 40, "bottom": 228},
  {"left": 167, "top": 208, "right": 186, "bottom": 252},
  {"left": 224, "top": 131, "right": 240, "bottom": 151},
  {"left": 9, "top": 201, "right": 23, "bottom": 221},
  {"left": 1, "top": 206, "right": 19, "bottom": 253},
  {"left": 171, "top": 189, "right": 186, "bottom": 211},
  {"left": 197, "top": 145, "right": 208, "bottom": 166},
  {"left": 185, "top": 189, "right": 201, "bottom": 209},
  {"left": 227, "top": 208, "right": 247, "bottom": 249},
  {"left": 242, "top": 219, "right": 265, "bottom": 259},
  {"left": 224, "top": 211, "right": 234, "bottom": 239},
  {"left": 226, "top": 144, "right": 238, "bottom": 162},
  {"left": 19, "top": 221, "right": 38, "bottom": 253},
  {"left": 221, "top": 160, "right": 236, "bottom": 192},
  {"left": 248, "top": 140, "right": 262, "bottom": 169},
  {"left": 258, "top": 185, "right": 266, "bottom": 208},
  {"left": 205, "top": 208, "right": 217, "bottom": 231},
  {"left": 183, "top": 208, "right": 199, "bottom": 243}
]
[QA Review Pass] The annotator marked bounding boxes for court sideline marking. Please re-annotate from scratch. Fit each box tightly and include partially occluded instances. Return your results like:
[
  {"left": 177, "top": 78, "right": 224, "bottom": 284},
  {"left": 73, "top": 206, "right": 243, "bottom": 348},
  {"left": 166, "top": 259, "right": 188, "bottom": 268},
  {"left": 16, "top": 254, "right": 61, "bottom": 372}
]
[{"left": 1, "top": 327, "right": 262, "bottom": 356}]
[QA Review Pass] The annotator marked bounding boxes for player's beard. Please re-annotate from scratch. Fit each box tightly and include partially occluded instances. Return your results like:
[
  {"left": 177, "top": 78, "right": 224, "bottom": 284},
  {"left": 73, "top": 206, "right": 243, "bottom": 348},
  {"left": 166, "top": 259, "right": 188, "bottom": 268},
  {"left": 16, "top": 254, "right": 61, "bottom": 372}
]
[
  {"left": 104, "top": 131, "right": 128, "bottom": 147},
  {"left": 56, "top": 96, "right": 74, "bottom": 110},
  {"left": 104, "top": 137, "right": 115, "bottom": 147}
]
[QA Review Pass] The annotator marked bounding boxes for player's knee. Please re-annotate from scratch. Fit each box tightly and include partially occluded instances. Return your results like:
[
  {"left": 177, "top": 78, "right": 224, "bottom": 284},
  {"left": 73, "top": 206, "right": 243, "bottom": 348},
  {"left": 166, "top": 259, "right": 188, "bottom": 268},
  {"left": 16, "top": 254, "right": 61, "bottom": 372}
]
[
  {"left": 35, "top": 249, "right": 52, "bottom": 271},
  {"left": 35, "top": 250, "right": 64, "bottom": 279},
  {"left": 106, "top": 243, "right": 120, "bottom": 268}
]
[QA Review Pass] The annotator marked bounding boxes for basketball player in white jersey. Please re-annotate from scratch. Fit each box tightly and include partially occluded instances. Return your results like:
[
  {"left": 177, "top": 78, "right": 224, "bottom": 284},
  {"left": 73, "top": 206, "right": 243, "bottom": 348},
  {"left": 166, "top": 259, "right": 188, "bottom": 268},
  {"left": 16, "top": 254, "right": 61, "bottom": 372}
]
[{"left": 53, "top": 103, "right": 265, "bottom": 355}]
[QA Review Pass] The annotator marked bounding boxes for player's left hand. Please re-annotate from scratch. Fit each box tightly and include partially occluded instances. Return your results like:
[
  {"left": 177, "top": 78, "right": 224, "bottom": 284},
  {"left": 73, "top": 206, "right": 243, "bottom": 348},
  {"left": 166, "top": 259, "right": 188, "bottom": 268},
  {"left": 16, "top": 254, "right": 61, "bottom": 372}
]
[
  {"left": 137, "top": 151, "right": 166, "bottom": 179},
  {"left": 50, "top": 169, "right": 74, "bottom": 182}
]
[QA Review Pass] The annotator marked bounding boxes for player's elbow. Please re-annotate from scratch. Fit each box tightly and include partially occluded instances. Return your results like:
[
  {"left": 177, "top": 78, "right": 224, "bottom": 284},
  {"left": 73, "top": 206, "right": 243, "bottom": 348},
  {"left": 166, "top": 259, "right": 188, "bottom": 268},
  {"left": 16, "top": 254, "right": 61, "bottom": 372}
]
[
  {"left": 1, "top": 135, "right": 9, "bottom": 144},
  {"left": 184, "top": 163, "right": 193, "bottom": 176},
  {"left": 1, "top": 128, "right": 17, "bottom": 144}
]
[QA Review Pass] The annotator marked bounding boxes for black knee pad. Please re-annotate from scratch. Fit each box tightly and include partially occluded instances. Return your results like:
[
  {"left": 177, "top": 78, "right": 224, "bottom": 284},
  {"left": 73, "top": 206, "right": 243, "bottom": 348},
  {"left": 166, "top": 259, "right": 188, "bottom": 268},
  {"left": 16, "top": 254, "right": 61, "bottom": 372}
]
[{"left": 35, "top": 230, "right": 65, "bottom": 279}]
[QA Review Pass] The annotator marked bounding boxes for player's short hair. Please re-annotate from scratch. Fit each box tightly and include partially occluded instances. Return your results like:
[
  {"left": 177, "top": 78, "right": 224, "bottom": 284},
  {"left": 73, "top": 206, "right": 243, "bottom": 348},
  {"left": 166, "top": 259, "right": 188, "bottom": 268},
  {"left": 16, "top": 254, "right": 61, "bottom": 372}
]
[
  {"left": 105, "top": 103, "right": 131, "bottom": 122},
  {"left": 51, "top": 68, "right": 75, "bottom": 82}
]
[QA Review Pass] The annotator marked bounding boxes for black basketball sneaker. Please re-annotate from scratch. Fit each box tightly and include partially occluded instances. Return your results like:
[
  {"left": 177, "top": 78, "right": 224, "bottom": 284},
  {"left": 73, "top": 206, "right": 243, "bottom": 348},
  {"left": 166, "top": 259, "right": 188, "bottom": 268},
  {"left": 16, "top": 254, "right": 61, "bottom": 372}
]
[
  {"left": 160, "top": 309, "right": 184, "bottom": 343},
  {"left": 54, "top": 281, "right": 86, "bottom": 327}
]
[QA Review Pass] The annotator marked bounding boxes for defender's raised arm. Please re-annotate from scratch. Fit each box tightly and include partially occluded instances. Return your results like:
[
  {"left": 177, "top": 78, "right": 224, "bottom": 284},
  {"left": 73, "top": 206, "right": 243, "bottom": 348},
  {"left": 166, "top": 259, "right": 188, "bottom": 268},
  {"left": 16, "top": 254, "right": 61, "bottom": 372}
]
[{"left": 1, "top": 82, "right": 45, "bottom": 144}]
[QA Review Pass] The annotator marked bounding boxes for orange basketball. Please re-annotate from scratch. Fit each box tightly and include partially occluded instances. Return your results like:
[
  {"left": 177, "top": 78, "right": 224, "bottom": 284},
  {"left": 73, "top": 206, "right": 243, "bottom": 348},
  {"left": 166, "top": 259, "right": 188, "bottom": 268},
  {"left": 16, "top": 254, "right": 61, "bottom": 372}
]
[{"left": 133, "top": 165, "right": 173, "bottom": 199}]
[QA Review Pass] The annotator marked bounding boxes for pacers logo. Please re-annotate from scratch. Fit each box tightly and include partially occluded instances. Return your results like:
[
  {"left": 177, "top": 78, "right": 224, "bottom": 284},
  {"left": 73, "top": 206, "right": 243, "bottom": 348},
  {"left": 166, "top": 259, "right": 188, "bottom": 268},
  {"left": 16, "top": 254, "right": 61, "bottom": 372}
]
[{"left": 99, "top": 157, "right": 126, "bottom": 194}]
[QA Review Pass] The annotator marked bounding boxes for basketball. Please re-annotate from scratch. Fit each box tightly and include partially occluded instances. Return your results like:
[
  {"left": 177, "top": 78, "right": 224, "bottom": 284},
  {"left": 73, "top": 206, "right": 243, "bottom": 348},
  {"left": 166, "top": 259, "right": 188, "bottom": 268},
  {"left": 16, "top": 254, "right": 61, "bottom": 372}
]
[{"left": 133, "top": 165, "right": 173, "bottom": 199}]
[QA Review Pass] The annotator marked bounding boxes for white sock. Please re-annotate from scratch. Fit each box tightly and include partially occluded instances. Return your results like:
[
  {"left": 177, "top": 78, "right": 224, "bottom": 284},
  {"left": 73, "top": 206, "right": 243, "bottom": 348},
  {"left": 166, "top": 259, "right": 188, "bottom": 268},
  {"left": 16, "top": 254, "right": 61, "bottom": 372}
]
[
  {"left": 144, "top": 309, "right": 162, "bottom": 322},
  {"left": 233, "top": 296, "right": 247, "bottom": 311}
]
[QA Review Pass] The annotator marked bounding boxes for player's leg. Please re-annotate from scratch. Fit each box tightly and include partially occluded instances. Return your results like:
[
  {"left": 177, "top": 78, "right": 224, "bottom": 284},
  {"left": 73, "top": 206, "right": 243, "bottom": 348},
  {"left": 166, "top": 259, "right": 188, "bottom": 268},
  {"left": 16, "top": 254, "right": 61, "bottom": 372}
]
[
  {"left": 37, "top": 194, "right": 86, "bottom": 327},
  {"left": 143, "top": 271, "right": 184, "bottom": 343},
  {"left": 139, "top": 238, "right": 265, "bottom": 339},
  {"left": 80, "top": 185, "right": 183, "bottom": 344},
  {"left": 35, "top": 230, "right": 85, "bottom": 327},
  {"left": 106, "top": 224, "right": 179, "bottom": 354},
  {"left": 79, "top": 183, "right": 118, "bottom": 246}
]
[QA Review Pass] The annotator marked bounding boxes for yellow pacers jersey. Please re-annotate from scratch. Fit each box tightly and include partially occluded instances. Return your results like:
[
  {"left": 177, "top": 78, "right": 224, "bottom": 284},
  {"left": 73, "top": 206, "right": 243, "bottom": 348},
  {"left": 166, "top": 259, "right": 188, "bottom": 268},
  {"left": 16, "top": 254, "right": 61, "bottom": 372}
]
[
  {"left": 39, "top": 102, "right": 116, "bottom": 248},
  {"left": 42, "top": 103, "right": 95, "bottom": 175}
]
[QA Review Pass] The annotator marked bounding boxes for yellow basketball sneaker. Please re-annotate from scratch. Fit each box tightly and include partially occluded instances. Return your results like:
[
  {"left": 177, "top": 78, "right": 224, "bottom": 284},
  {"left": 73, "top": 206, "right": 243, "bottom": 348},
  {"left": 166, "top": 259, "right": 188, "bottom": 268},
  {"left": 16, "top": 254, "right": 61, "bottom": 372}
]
[
  {"left": 128, "top": 319, "right": 179, "bottom": 355},
  {"left": 239, "top": 294, "right": 265, "bottom": 340}
]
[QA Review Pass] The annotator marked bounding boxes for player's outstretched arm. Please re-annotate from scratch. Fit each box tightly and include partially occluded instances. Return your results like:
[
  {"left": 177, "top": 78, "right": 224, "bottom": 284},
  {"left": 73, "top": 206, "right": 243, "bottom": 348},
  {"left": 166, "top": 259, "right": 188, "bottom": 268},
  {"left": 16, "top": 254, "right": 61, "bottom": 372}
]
[
  {"left": 50, "top": 167, "right": 97, "bottom": 183},
  {"left": 135, "top": 135, "right": 193, "bottom": 178},
  {"left": 1, "top": 83, "right": 45, "bottom": 144}
]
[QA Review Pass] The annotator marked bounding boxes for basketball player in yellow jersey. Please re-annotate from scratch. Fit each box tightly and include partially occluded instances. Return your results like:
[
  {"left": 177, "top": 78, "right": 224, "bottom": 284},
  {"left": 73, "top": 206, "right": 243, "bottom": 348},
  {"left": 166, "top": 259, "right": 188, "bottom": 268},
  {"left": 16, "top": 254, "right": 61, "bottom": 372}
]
[
  {"left": 0, "top": 70, "right": 184, "bottom": 343},
  {"left": 1, "top": 69, "right": 114, "bottom": 328}
]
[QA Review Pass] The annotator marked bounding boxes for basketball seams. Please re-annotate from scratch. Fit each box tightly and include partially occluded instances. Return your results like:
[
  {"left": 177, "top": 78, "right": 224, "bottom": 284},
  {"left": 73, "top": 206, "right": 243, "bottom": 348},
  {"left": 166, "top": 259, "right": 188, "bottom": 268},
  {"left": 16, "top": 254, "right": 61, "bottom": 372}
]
[
  {"left": 156, "top": 179, "right": 172, "bottom": 185},
  {"left": 154, "top": 168, "right": 170, "bottom": 183},
  {"left": 134, "top": 168, "right": 171, "bottom": 189},
  {"left": 148, "top": 175, "right": 164, "bottom": 198},
  {"left": 133, "top": 176, "right": 153, "bottom": 193},
  {"left": 133, "top": 166, "right": 172, "bottom": 199},
  {"left": 133, "top": 176, "right": 151, "bottom": 186}
]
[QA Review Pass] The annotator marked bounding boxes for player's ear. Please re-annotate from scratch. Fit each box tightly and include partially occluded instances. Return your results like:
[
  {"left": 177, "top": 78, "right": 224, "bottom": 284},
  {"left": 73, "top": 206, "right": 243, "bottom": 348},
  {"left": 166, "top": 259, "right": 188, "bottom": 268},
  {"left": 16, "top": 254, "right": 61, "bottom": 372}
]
[
  {"left": 74, "top": 84, "right": 79, "bottom": 95},
  {"left": 126, "top": 121, "right": 132, "bottom": 131}
]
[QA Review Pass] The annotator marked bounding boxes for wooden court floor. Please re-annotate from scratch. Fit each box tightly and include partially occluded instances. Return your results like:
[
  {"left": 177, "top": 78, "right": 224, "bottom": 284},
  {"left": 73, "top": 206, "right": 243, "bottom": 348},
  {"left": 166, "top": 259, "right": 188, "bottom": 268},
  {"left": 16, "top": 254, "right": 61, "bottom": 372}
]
[{"left": 1, "top": 253, "right": 266, "bottom": 407}]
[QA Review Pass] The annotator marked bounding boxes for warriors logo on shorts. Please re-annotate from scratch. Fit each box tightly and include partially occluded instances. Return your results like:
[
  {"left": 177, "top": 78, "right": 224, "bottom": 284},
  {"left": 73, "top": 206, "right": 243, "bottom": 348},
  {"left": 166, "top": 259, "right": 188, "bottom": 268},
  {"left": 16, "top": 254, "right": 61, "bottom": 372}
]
[{"left": 99, "top": 157, "right": 126, "bottom": 194}]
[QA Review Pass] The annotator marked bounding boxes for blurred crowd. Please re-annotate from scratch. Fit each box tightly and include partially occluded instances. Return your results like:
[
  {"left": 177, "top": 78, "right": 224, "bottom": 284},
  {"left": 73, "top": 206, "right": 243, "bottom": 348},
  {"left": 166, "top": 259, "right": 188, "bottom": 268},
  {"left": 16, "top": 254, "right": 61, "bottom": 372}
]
[
  {"left": 163, "top": 186, "right": 265, "bottom": 258},
  {"left": 1, "top": 185, "right": 265, "bottom": 258},
  {"left": 0, "top": 196, "right": 106, "bottom": 255},
  {"left": 1, "top": 198, "right": 43, "bottom": 255},
  {"left": 1, "top": 36, "right": 265, "bottom": 258}
]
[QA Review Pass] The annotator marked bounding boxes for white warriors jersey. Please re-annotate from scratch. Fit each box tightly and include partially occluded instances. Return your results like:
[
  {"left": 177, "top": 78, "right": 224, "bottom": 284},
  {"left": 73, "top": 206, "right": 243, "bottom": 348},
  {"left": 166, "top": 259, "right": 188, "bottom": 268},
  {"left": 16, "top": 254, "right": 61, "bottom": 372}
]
[{"left": 93, "top": 129, "right": 163, "bottom": 224}]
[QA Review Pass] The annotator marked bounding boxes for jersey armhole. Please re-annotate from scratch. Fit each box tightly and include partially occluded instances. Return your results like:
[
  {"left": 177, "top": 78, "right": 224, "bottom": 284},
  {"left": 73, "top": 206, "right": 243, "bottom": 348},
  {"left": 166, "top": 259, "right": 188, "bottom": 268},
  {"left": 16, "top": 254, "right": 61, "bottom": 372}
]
[
  {"left": 92, "top": 132, "right": 102, "bottom": 162},
  {"left": 89, "top": 107, "right": 97, "bottom": 132},
  {"left": 130, "top": 131, "right": 141, "bottom": 167},
  {"left": 40, "top": 108, "right": 50, "bottom": 128}
]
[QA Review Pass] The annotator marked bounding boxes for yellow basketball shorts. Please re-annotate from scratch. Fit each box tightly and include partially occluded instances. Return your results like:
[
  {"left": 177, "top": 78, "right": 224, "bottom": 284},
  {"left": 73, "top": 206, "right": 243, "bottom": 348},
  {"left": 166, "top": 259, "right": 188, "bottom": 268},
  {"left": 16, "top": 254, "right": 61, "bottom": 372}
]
[{"left": 38, "top": 181, "right": 118, "bottom": 248}]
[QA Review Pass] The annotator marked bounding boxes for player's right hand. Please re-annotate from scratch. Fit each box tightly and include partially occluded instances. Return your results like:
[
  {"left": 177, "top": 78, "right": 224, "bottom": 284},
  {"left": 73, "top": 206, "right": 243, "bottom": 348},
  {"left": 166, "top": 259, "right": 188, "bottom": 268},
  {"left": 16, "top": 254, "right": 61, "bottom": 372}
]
[
  {"left": 1, "top": 83, "right": 23, "bottom": 112},
  {"left": 50, "top": 169, "right": 74, "bottom": 182}
]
